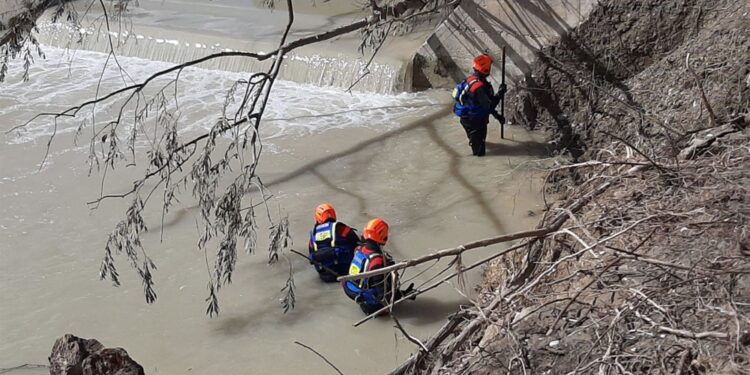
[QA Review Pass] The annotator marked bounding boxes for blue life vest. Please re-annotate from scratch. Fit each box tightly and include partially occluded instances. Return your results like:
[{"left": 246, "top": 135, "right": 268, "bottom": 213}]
[
  {"left": 452, "top": 75, "right": 488, "bottom": 119},
  {"left": 309, "top": 222, "right": 354, "bottom": 274},
  {"left": 343, "top": 249, "right": 384, "bottom": 306}
]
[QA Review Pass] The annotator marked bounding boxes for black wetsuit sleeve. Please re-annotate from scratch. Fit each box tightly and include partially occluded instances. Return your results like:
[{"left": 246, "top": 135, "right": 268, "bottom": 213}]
[
  {"left": 337, "top": 223, "right": 361, "bottom": 246},
  {"left": 369, "top": 267, "right": 385, "bottom": 298},
  {"left": 490, "top": 84, "right": 502, "bottom": 108}
]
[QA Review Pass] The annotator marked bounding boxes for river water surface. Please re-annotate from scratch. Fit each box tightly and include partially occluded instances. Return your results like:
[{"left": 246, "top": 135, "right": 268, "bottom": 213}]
[{"left": 0, "top": 3, "right": 549, "bottom": 374}]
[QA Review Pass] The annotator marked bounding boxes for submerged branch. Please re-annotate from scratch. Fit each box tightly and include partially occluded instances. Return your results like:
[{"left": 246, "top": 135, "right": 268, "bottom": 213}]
[{"left": 294, "top": 341, "right": 345, "bottom": 375}]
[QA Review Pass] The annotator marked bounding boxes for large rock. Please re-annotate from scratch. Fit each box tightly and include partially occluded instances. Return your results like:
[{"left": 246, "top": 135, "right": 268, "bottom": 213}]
[
  {"left": 49, "top": 334, "right": 144, "bottom": 375},
  {"left": 49, "top": 334, "right": 104, "bottom": 375},
  {"left": 82, "top": 348, "right": 145, "bottom": 375}
]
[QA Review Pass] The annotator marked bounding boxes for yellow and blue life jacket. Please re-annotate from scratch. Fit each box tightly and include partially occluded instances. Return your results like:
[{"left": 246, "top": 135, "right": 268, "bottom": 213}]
[
  {"left": 309, "top": 222, "right": 354, "bottom": 276},
  {"left": 343, "top": 247, "right": 385, "bottom": 306}
]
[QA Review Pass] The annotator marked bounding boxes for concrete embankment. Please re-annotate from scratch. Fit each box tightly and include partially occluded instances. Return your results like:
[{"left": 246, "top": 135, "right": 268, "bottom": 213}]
[{"left": 410, "top": 0, "right": 597, "bottom": 90}]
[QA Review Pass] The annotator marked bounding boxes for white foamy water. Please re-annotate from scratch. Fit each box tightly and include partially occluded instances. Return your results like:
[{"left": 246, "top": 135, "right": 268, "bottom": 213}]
[
  {"left": 36, "top": 20, "right": 406, "bottom": 94},
  {"left": 1, "top": 46, "right": 442, "bottom": 149}
]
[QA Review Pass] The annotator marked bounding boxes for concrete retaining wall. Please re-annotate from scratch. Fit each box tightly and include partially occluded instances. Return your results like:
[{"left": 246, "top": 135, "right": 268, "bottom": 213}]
[{"left": 410, "top": 0, "right": 597, "bottom": 90}]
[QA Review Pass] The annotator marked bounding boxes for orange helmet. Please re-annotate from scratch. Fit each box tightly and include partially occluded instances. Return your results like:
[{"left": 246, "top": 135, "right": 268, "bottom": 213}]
[
  {"left": 363, "top": 218, "right": 389, "bottom": 245},
  {"left": 472, "top": 54, "right": 493, "bottom": 75},
  {"left": 314, "top": 203, "right": 336, "bottom": 224}
]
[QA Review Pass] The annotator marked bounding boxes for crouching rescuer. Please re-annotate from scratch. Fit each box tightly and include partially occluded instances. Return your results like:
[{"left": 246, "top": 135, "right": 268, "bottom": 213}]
[
  {"left": 342, "top": 218, "right": 415, "bottom": 315},
  {"left": 308, "top": 203, "right": 361, "bottom": 282},
  {"left": 452, "top": 53, "right": 506, "bottom": 156}
]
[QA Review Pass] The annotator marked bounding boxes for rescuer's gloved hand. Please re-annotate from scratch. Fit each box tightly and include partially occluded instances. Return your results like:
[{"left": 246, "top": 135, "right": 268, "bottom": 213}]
[
  {"left": 497, "top": 83, "right": 507, "bottom": 96},
  {"left": 403, "top": 283, "right": 417, "bottom": 301},
  {"left": 491, "top": 110, "right": 505, "bottom": 124}
]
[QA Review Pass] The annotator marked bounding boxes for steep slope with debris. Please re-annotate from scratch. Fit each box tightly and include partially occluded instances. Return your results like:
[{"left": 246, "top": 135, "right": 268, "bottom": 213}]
[{"left": 393, "top": 0, "right": 749, "bottom": 373}]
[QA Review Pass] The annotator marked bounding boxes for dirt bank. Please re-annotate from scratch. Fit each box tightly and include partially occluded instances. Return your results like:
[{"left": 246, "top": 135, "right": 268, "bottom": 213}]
[{"left": 395, "top": 0, "right": 749, "bottom": 373}]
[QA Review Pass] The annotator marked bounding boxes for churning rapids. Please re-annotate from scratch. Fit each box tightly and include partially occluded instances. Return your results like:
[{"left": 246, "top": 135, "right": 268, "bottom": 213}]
[{"left": 0, "top": 8, "right": 549, "bottom": 375}]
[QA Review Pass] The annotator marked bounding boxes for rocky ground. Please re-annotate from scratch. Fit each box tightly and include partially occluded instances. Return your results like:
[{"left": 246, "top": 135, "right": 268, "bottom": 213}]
[{"left": 394, "top": 0, "right": 750, "bottom": 373}]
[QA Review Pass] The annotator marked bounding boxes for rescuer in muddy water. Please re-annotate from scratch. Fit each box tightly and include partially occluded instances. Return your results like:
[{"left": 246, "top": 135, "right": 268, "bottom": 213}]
[
  {"left": 308, "top": 203, "right": 361, "bottom": 282},
  {"left": 452, "top": 54, "right": 506, "bottom": 156},
  {"left": 343, "top": 218, "right": 415, "bottom": 315}
]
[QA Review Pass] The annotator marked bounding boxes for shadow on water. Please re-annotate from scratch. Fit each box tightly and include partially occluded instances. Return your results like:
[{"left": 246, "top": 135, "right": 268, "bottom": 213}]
[
  {"left": 265, "top": 105, "right": 510, "bottom": 233},
  {"left": 266, "top": 107, "right": 454, "bottom": 187},
  {"left": 422, "top": 118, "right": 506, "bottom": 233},
  {"left": 157, "top": 207, "right": 194, "bottom": 230},
  {"left": 310, "top": 169, "right": 369, "bottom": 219},
  {"left": 152, "top": 104, "right": 444, "bottom": 233},
  {"left": 213, "top": 314, "right": 267, "bottom": 337},
  {"left": 211, "top": 284, "right": 331, "bottom": 337},
  {"left": 165, "top": 104, "right": 549, "bottom": 332},
  {"left": 485, "top": 138, "right": 550, "bottom": 157},
  {"left": 158, "top": 106, "right": 549, "bottom": 235},
  {"left": 392, "top": 296, "right": 464, "bottom": 326}
]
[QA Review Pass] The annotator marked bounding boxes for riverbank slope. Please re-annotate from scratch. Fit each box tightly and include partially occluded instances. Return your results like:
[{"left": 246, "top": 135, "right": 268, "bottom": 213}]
[{"left": 399, "top": 0, "right": 750, "bottom": 373}]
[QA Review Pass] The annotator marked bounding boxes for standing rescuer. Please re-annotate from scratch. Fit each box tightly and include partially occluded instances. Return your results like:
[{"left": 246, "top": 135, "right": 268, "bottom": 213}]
[
  {"left": 452, "top": 53, "right": 506, "bottom": 156},
  {"left": 343, "top": 218, "right": 414, "bottom": 315},
  {"left": 308, "top": 203, "right": 361, "bottom": 282}
]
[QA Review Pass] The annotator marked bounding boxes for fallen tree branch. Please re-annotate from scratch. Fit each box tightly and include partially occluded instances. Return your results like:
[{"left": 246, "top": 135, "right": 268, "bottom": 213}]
[
  {"left": 600, "top": 130, "right": 671, "bottom": 172},
  {"left": 294, "top": 341, "right": 345, "bottom": 375},
  {"left": 545, "top": 258, "right": 621, "bottom": 335},
  {"left": 340, "top": 229, "right": 549, "bottom": 282},
  {"left": 392, "top": 315, "right": 429, "bottom": 353},
  {"left": 355, "top": 241, "right": 529, "bottom": 327},
  {"left": 389, "top": 311, "right": 470, "bottom": 375},
  {"left": 392, "top": 208, "right": 661, "bottom": 373},
  {"left": 678, "top": 122, "right": 742, "bottom": 160},
  {"left": 686, "top": 53, "right": 717, "bottom": 128},
  {"left": 344, "top": 172, "right": 628, "bottom": 283},
  {"left": 636, "top": 312, "right": 729, "bottom": 340}
]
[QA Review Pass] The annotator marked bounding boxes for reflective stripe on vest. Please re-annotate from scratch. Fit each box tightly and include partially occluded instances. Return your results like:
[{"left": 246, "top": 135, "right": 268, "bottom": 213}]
[
  {"left": 345, "top": 248, "right": 384, "bottom": 305},
  {"left": 347, "top": 248, "right": 382, "bottom": 289},
  {"left": 311, "top": 222, "right": 337, "bottom": 252}
]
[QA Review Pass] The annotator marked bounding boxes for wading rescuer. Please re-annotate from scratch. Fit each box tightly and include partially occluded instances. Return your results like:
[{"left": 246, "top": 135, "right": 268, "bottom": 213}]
[
  {"left": 308, "top": 203, "right": 361, "bottom": 282},
  {"left": 452, "top": 53, "right": 507, "bottom": 156},
  {"left": 343, "top": 218, "right": 414, "bottom": 315}
]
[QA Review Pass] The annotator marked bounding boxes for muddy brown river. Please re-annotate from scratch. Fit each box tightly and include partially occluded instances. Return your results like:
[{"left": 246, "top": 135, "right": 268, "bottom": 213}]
[{"left": 0, "top": 2, "right": 549, "bottom": 374}]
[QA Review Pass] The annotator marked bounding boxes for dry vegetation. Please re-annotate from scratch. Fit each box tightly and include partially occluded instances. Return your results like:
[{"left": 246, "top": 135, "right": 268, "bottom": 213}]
[{"left": 392, "top": 0, "right": 750, "bottom": 373}]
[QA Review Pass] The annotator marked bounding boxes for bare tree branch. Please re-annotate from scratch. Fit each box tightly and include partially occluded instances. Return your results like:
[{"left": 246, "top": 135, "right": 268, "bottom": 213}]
[{"left": 294, "top": 341, "right": 345, "bottom": 375}]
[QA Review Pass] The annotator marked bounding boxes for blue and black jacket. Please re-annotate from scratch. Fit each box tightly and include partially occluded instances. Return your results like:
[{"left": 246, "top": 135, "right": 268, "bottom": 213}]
[
  {"left": 343, "top": 240, "right": 389, "bottom": 308},
  {"left": 452, "top": 73, "right": 496, "bottom": 123},
  {"left": 308, "top": 220, "right": 360, "bottom": 282}
]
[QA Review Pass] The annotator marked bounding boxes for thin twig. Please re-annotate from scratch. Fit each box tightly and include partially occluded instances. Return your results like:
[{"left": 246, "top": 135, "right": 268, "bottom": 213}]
[
  {"left": 294, "top": 341, "right": 345, "bottom": 375},
  {"left": 392, "top": 315, "right": 429, "bottom": 353}
]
